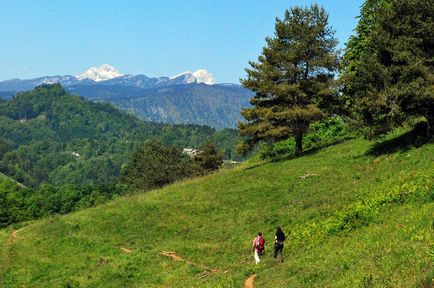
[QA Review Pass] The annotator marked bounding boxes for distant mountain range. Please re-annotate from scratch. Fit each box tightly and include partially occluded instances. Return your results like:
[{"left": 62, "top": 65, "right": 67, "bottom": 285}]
[{"left": 0, "top": 65, "right": 252, "bottom": 128}]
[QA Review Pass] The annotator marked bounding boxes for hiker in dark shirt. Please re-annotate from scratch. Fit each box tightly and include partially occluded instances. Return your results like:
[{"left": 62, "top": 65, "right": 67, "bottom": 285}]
[{"left": 274, "top": 226, "right": 286, "bottom": 262}]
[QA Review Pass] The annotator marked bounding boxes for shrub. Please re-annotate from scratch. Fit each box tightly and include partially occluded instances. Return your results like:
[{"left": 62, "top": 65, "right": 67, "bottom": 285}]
[
  {"left": 121, "top": 140, "right": 198, "bottom": 190},
  {"left": 194, "top": 140, "right": 223, "bottom": 173},
  {"left": 261, "top": 116, "right": 351, "bottom": 159}
]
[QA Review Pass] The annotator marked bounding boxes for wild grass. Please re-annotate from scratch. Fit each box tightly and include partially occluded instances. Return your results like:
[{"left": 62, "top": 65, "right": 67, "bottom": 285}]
[{"left": 0, "top": 128, "right": 433, "bottom": 287}]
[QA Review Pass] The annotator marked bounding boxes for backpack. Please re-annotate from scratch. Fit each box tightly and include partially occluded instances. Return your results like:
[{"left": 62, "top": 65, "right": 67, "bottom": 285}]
[
  {"left": 276, "top": 230, "right": 286, "bottom": 242},
  {"left": 256, "top": 236, "right": 265, "bottom": 252}
]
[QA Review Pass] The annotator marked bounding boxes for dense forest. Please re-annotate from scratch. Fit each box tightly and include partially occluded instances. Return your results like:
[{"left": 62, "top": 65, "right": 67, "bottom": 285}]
[{"left": 0, "top": 84, "right": 239, "bottom": 188}]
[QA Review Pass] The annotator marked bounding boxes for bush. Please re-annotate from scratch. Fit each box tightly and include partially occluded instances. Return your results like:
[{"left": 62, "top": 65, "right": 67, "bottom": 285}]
[
  {"left": 0, "top": 180, "right": 131, "bottom": 227},
  {"left": 194, "top": 140, "right": 223, "bottom": 173},
  {"left": 0, "top": 179, "right": 28, "bottom": 227},
  {"left": 121, "top": 140, "right": 199, "bottom": 190},
  {"left": 261, "top": 116, "right": 351, "bottom": 159}
]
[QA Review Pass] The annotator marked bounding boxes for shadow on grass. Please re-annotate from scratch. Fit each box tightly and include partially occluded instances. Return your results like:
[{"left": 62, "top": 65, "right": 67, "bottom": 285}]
[
  {"left": 244, "top": 137, "right": 353, "bottom": 169},
  {"left": 367, "top": 122, "right": 433, "bottom": 156},
  {"left": 244, "top": 162, "right": 268, "bottom": 171}
]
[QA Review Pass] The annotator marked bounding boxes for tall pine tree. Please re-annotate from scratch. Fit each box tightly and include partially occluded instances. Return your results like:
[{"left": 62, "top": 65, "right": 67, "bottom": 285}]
[
  {"left": 239, "top": 5, "right": 339, "bottom": 155},
  {"left": 341, "top": 0, "right": 434, "bottom": 138}
]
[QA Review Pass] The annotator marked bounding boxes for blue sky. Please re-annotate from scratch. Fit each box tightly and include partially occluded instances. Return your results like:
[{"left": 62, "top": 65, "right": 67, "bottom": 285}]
[{"left": 0, "top": 0, "right": 363, "bottom": 83}]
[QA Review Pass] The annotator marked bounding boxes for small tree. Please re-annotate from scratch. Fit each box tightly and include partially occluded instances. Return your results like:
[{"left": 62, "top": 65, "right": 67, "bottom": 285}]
[
  {"left": 239, "top": 5, "right": 339, "bottom": 155},
  {"left": 194, "top": 140, "right": 223, "bottom": 173},
  {"left": 121, "top": 140, "right": 195, "bottom": 190}
]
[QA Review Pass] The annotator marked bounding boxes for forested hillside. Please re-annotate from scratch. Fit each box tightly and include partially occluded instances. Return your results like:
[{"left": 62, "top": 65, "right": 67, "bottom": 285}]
[
  {"left": 0, "top": 84, "right": 239, "bottom": 187},
  {"left": 70, "top": 83, "right": 252, "bottom": 129}
]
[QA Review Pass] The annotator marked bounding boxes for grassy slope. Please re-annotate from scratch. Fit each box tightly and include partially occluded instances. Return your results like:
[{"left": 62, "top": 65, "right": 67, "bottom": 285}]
[{"left": 0, "top": 132, "right": 433, "bottom": 287}]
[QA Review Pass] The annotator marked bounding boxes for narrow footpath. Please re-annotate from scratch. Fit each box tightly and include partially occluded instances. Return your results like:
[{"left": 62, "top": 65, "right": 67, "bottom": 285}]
[{"left": 244, "top": 274, "right": 256, "bottom": 288}]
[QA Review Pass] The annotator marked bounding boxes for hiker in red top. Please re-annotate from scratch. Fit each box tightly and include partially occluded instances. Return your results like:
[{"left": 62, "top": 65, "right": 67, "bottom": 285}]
[{"left": 252, "top": 232, "right": 265, "bottom": 264}]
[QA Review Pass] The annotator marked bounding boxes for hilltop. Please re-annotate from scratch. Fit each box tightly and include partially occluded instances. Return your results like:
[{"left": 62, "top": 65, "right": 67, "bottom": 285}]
[{"left": 1, "top": 129, "right": 432, "bottom": 287}]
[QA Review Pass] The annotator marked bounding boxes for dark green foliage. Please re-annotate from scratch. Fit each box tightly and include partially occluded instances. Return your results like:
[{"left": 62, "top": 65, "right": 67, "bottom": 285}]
[
  {"left": 121, "top": 140, "right": 198, "bottom": 190},
  {"left": 26, "top": 184, "right": 130, "bottom": 218},
  {"left": 194, "top": 141, "right": 223, "bottom": 173},
  {"left": 239, "top": 5, "right": 339, "bottom": 155},
  {"left": 0, "top": 139, "right": 13, "bottom": 159},
  {"left": 0, "top": 84, "right": 240, "bottom": 187},
  {"left": 0, "top": 177, "right": 130, "bottom": 227},
  {"left": 0, "top": 179, "right": 27, "bottom": 226},
  {"left": 340, "top": 0, "right": 434, "bottom": 138}
]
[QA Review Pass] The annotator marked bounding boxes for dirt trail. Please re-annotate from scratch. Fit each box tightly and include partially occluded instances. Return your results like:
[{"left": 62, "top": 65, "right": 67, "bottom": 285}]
[
  {"left": 120, "top": 247, "right": 134, "bottom": 253},
  {"left": 160, "top": 251, "right": 222, "bottom": 278},
  {"left": 2, "top": 227, "right": 26, "bottom": 277},
  {"left": 11, "top": 228, "right": 24, "bottom": 239},
  {"left": 244, "top": 274, "right": 256, "bottom": 288},
  {"left": 7, "top": 227, "right": 25, "bottom": 245}
]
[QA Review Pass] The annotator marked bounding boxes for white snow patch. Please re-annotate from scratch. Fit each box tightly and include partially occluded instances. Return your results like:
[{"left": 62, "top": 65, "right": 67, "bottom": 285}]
[
  {"left": 169, "top": 69, "right": 215, "bottom": 85},
  {"left": 193, "top": 69, "right": 215, "bottom": 85},
  {"left": 76, "top": 64, "right": 123, "bottom": 82}
]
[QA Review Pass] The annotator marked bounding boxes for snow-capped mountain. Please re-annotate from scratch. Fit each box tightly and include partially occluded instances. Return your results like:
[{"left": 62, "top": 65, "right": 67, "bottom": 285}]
[
  {"left": 76, "top": 64, "right": 123, "bottom": 82},
  {"left": 0, "top": 65, "right": 217, "bottom": 91},
  {"left": 170, "top": 69, "right": 215, "bottom": 85},
  {"left": 193, "top": 69, "right": 215, "bottom": 85},
  {"left": 0, "top": 66, "right": 251, "bottom": 129},
  {"left": 170, "top": 71, "right": 197, "bottom": 84}
]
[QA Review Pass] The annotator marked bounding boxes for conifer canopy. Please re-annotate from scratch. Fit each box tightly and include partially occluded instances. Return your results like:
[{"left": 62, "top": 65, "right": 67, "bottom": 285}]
[
  {"left": 340, "top": 0, "right": 434, "bottom": 138},
  {"left": 239, "top": 5, "right": 339, "bottom": 155}
]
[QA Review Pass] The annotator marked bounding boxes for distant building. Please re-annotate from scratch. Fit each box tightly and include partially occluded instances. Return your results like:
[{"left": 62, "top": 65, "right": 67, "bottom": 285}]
[{"left": 183, "top": 148, "right": 201, "bottom": 157}]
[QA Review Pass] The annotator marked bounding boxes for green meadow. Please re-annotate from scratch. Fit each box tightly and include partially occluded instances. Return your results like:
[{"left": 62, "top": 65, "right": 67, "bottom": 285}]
[{"left": 1, "top": 129, "right": 433, "bottom": 287}]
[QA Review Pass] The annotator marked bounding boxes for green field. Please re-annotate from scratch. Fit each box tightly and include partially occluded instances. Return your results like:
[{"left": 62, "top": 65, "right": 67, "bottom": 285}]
[{"left": 1, "top": 130, "right": 433, "bottom": 287}]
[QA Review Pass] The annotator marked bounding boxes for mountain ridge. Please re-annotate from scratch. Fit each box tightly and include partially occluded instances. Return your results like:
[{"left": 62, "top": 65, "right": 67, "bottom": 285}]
[
  {"left": 0, "top": 67, "right": 252, "bottom": 129},
  {"left": 0, "top": 65, "right": 218, "bottom": 90}
]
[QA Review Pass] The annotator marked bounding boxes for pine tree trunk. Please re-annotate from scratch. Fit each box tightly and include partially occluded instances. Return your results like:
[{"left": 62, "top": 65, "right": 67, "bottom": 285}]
[{"left": 295, "top": 131, "right": 303, "bottom": 155}]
